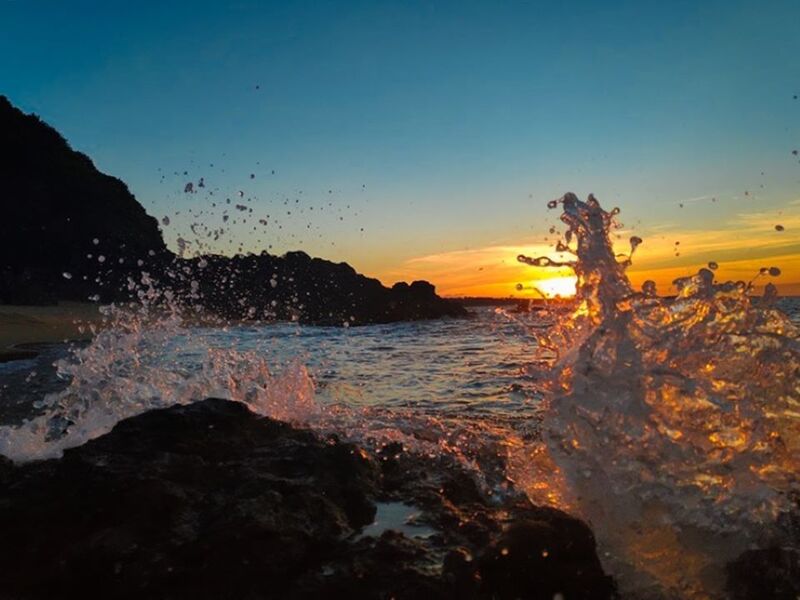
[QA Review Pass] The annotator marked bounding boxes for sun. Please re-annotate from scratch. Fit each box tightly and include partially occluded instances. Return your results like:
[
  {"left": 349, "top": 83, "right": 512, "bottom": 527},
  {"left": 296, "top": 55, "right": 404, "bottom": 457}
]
[{"left": 534, "top": 276, "right": 577, "bottom": 299}]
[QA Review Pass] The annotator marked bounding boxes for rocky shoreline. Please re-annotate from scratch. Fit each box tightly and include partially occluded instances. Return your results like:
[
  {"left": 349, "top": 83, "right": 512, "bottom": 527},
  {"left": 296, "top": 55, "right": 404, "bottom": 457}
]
[
  {"left": 0, "top": 399, "right": 796, "bottom": 598},
  {"left": 0, "top": 398, "right": 614, "bottom": 600}
]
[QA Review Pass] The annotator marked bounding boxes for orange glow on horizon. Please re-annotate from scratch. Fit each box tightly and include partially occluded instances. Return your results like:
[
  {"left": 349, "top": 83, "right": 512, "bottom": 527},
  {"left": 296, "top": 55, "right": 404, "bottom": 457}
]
[{"left": 370, "top": 206, "right": 800, "bottom": 298}]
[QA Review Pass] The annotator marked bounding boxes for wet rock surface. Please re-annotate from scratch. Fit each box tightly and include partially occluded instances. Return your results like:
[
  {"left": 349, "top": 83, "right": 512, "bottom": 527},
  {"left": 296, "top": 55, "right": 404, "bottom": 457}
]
[
  {"left": 726, "top": 545, "right": 800, "bottom": 599},
  {"left": 0, "top": 398, "right": 615, "bottom": 599}
]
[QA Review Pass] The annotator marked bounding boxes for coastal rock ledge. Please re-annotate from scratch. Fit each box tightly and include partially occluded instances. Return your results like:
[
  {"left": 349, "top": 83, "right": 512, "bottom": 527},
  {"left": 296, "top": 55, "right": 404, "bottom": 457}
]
[{"left": 0, "top": 399, "right": 614, "bottom": 600}]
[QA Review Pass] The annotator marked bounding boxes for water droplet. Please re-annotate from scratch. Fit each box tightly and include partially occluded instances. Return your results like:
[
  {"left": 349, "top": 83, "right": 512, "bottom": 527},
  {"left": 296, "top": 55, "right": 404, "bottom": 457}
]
[
  {"left": 775, "top": 224, "right": 784, "bottom": 231},
  {"left": 162, "top": 216, "right": 171, "bottom": 226},
  {"left": 641, "top": 280, "right": 657, "bottom": 296},
  {"left": 768, "top": 267, "right": 781, "bottom": 277},
  {"left": 98, "top": 255, "right": 106, "bottom": 263},
  {"left": 62, "top": 272, "right": 72, "bottom": 279},
  {"left": 708, "top": 261, "right": 718, "bottom": 270}
]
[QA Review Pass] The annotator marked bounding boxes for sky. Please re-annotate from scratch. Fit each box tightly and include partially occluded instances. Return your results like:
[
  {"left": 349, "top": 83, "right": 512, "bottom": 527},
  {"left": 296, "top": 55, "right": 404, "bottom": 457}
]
[{"left": 1, "top": 0, "right": 799, "bottom": 296}]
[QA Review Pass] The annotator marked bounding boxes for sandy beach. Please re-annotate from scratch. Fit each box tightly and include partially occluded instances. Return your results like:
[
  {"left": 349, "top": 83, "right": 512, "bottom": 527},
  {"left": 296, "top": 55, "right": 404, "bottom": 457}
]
[{"left": 0, "top": 303, "right": 103, "bottom": 362}]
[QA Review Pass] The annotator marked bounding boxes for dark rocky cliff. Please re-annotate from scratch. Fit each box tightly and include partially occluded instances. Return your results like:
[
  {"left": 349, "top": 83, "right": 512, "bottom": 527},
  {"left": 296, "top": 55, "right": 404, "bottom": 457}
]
[
  {"left": 0, "top": 96, "right": 464, "bottom": 323},
  {"left": 0, "top": 95, "right": 167, "bottom": 304}
]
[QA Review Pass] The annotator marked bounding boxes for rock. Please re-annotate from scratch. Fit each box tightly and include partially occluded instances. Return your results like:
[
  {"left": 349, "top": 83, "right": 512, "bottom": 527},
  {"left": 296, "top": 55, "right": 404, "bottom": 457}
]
[
  {"left": 0, "top": 95, "right": 168, "bottom": 305},
  {"left": 0, "top": 398, "right": 614, "bottom": 599},
  {"left": 175, "top": 251, "right": 466, "bottom": 325},
  {"left": 471, "top": 514, "right": 615, "bottom": 600},
  {"left": 372, "top": 431, "right": 616, "bottom": 599},
  {"left": 0, "top": 399, "right": 378, "bottom": 599},
  {"left": 0, "top": 96, "right": 466, "bottom": 324},
  {"left": 726, "top": 547, "right": 800, "bottom": 599}
]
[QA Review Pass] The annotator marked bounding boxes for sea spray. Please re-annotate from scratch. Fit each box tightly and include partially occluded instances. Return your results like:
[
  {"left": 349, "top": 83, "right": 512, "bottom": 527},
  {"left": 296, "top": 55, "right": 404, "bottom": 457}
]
[
  {"left": 0, "top": 271, "right": 515, "bottom": 488},
  {"left": 0, "top": 272, "right": 320, "bottom": 462},
  {"left": 513, "top": 193, "right": 800, "bottom": 598}
]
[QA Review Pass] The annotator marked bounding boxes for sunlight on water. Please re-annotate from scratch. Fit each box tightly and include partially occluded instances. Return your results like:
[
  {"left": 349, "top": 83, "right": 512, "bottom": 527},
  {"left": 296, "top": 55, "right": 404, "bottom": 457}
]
[{"left": 513, "top": 193, "right": 800, "bottom": 598}]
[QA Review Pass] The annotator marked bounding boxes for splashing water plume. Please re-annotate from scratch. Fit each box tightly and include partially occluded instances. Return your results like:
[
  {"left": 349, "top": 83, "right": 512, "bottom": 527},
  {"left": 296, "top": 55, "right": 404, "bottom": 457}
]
[
  {"left": 0, "top": 274, "right": 321, "bottom": 462},
  {"left": 514, "top": 193, "right": 800, "bottom": 598}
]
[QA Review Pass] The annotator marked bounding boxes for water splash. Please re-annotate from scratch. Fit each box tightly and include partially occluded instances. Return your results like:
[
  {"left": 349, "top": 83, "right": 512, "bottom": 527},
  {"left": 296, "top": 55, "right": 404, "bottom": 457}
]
[
  {"left": 0, "top": 272, "right": 515, "bottom": 488},
  {"left": 514, "top": 193, "right": 800, "bottom": 598},
  {"left": 0, "top": 272, "right": 320, "bottom": 462}
]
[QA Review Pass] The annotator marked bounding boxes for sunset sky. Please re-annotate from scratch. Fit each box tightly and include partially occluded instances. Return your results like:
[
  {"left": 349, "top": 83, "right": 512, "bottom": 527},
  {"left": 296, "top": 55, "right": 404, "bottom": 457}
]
[{"left": 2, "top": 0, "right": 798, "bottom": 295}]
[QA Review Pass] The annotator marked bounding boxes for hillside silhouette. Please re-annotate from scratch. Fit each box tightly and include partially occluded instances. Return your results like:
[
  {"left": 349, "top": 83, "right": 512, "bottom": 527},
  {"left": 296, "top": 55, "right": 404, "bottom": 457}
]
[{"left": 0, "top": 96, "right": 464, "bottom": 323}]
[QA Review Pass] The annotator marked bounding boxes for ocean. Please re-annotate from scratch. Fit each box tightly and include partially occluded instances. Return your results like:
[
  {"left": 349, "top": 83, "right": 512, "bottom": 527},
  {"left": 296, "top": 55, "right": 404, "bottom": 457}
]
[{"left": 2, "top": 299, "right": 797, "bottom": 429}]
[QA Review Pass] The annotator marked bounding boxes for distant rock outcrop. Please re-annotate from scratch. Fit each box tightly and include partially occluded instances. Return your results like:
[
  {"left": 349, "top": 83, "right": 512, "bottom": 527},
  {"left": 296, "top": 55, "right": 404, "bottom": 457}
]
[
  {"left": 170, "top": 251, "right": 464, "bottom": 324},
  {"left": 0, "top": 96, "right": 464, "bottom": 323}
]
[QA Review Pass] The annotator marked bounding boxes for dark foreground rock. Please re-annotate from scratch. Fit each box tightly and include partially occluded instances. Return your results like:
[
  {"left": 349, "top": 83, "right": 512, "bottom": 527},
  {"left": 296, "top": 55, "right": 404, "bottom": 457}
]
[
  {"left": 726, "top": 544, "right": 800, "bottom": 599},
  {"left": 0, "top": 96, "right": 465, "bottom": 324},
  {"left": 0, "top": 398, "right": 614, "bottom": 599}
]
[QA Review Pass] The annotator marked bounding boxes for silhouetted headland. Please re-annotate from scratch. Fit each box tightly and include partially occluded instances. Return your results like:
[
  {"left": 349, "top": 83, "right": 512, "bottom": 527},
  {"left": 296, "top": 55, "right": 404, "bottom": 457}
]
[{"left": 0, "top": 95, "right": 465, "bottom": 325}]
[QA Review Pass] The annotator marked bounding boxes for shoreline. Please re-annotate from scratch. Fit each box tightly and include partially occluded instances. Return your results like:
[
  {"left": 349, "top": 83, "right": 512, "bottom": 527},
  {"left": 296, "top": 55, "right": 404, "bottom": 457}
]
[{"left": 0, "top": 302, "right": 102, "bottom": 363}]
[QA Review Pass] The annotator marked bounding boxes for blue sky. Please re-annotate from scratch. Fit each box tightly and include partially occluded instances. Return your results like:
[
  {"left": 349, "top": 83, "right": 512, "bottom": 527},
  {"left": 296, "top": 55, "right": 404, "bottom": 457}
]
[{"left": 2, "top": 0, "right": 798, "bottom": 294}]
